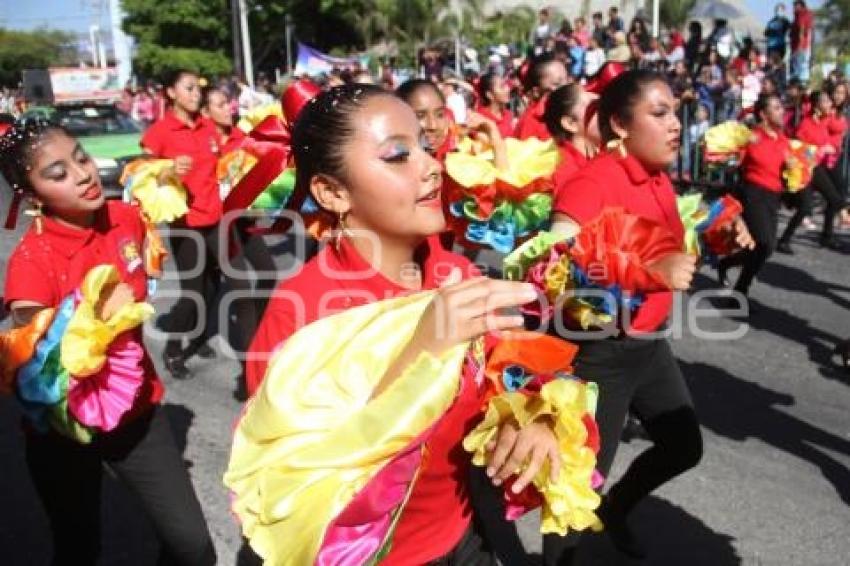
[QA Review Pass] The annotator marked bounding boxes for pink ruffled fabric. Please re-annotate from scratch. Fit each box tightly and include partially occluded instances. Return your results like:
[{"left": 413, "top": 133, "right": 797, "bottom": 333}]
[
  {"left": 67, "top": 332, "right": 146, "bottom": 431},
  {"left": 316, "top": 444, "right": 423, "bottom": 566}
]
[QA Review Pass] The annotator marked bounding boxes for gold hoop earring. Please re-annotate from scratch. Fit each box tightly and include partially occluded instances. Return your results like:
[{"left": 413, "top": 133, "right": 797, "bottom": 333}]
[
  {"left": 334, "top": 211, "right": 349, "bottom": 250},
  {"left": 605, "top": 137, "right": 628, "bottom": 158},
  {"left": 24, "top": 198, "right": 44, "bottom": 235}
]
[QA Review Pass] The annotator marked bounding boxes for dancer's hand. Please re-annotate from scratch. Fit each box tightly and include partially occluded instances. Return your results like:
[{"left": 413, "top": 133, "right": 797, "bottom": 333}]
[
  {"left": 648, "top": 252, "right": 696, "bottom": 290},
  {"left": 370, "top": 271, "right": 536, "bottom": 398},
  {"left": 96, "top": 282, "right": 135, "bottom": 321},
  {"left": 732, "top": 216, "right": 755, "bottom": 250},
  {"left": 412, "top": 271, "right": 537, "bottom": 356},
  {"left": 485, "top": 419, "right": 561, "bottom": 492},
  {"left": 173, "top": 155, "right": 193, "bottom": 176}
]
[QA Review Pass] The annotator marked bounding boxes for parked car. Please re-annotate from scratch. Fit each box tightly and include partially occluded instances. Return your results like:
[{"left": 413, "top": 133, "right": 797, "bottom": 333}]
[{"left": 22, "top": 104, "right": 145, "bottom": 199}]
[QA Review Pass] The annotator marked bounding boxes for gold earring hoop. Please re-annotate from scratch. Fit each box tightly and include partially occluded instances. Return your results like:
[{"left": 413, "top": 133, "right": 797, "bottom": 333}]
[
  {"left": 334, "top": 211, "right": 349, "bottom": 250},
  {"left": 605, "top": 137, "right": 628, "bottom": 158},
  {"left": 24, "top": 198, "right": 44, "bottom": 235}
]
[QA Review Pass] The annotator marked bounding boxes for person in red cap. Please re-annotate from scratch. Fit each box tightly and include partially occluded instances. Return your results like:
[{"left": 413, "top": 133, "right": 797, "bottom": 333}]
[
  {"left": 141, "top": 69, "right": 223, "bottom": 379},
  {"left": 544, "top": 69, "right": 752, "bottom": 564},
  {"left": 1, "top": 119, "right": 215, "bottom": 566},
  {"left": 514, "top": 54, "right": 568, "bottom": 140}
]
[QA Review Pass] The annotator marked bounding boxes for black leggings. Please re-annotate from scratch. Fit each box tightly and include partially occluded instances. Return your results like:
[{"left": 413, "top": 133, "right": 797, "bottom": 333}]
[
  {"left": 543, "top": 337, "right": 703, "bottom": 565},
  {"left": 427, "top": 525, "right": 495, "bottom": 566},
  {"left": 780, "top": 165, "right": 846, "bottom": 244},
  {"left": 719, "top": 184, "right": 781, "bottom": 295},
  {"left": 24, "top": 407, "right": 215, "bottom": 566},
  {"left": 163, "top": 220, "right": 273, "bottom": 358}
]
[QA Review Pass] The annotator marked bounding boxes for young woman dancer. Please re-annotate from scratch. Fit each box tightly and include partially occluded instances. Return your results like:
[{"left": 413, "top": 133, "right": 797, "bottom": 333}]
[
  {"left": 717, "top": 93, "right": 791, "bottom": 298},
  {"left": 515, "top": 54, "right": 568, "bottom": 141},
  {"left": 544, "top": 69, "right": 752, "bottom": 564},
  {"left": 1, "top": 121, "right": 214, "bottom": 565},
  {"left": 141, "top": 69, "right": 222, "bottom": 379},
  {"left": 778, "top": 91, "right": 848, "bottom": 252},
  {"left": 200, "top": 85, "right": 276, "bottom": 398},
  {"left": 543, "top": 82, "right": 600, "bottom": 189},
  {"left": 475, "top": 72, "right": 515, "bottom": 138},
  {"left": 240, "top": 84, "right": 561, "bottom": 564}
]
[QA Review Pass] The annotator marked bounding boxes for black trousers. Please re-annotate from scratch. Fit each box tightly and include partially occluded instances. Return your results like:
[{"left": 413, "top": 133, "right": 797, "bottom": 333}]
[
  {"left": 163, "top": 219, "right": 273, "bottom": 358},
  {"left": 719, "top": 183, "right": 781, "bottom": 295},
  {"left": 24, "top": 406, "right": 215, "bottom": 566},
  {"left": 543, "top": 337, "right": 703, "bottom": 565},
  {"left": 427, "top": 525, "right": 496, "bottom": 566},
  {"left": 780, "top": 165, "right": 846, "bottom": 244}
]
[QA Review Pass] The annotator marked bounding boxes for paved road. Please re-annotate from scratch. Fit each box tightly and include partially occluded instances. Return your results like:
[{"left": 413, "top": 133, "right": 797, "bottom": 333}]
[{"left": 1, "top": 207, "right": 848, "bottom": 565}]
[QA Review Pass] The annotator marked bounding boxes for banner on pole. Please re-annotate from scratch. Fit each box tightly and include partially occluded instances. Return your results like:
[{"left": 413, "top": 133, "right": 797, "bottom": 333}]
[{"left": 293, "top": 42, "right": 369, "bottom": 77}]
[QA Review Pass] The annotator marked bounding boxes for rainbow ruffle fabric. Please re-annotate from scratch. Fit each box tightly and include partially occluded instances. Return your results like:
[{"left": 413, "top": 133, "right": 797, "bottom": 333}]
[
  {"left": 217, "top": 149, "right": 296, "bottom": 212},
  {"left": 121, "top": 159, "right": 189, "bottom": 223},
  {"left": 677, "top": 193, "right": 743, "bottom": 261},
  {"left": 703, "top": 121, "right": 751, "bottom": 167},
  {"left": 224, "top": 292, "right": 603, "bottom": 564},
  {"left": 784, "top": 139, "right": 818, "bottom": 192},
  {"left": 237, "top": 102, "right": 283, "bottom": 134},
  {"left": 504, "top": 209, "right": 679, "bottom": 329},
  {"left": 463, "top": 332, "right": 603, "bottom": 535},
  {"left": 0, "top": 265, "right": 154, "bottom": 442},
  {"left": 445, "top": 136, "right": 560, "bottom": 253}
]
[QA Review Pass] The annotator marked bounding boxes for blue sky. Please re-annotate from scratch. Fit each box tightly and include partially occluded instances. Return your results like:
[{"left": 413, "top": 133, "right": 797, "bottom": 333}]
[{"left": 0, "top": 0, "right": 827, "bottom": 34}]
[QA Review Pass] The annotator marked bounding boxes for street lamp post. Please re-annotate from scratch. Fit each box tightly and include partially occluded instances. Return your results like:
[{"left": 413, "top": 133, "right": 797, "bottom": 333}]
[
  {"left": 231, "top": 0, "right": 244, "bottom": 79},
  {"left": 238, "top": 0, "right": 254, "bottom": 86}
]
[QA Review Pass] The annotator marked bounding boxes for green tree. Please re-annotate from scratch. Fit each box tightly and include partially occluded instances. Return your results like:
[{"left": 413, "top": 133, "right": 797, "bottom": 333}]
[
  {"left": 820, "top": 0, "right": 850, "bottom": 52},
  {"left": 659, "top": 0, "right": 698, "bottom": 29},
  {"left": 121, "top": 0, "right": 232, "bottom": 78},
  {"left": 0, "top": 28, "right": 77, "bottom": 87}
]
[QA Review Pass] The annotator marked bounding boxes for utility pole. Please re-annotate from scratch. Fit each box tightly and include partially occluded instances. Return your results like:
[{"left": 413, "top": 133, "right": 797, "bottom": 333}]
[
  {"left": 652, "top": 0, "right": 660, "bottom": 38},
  {"left": 231, "top": 0, "right": 244, "bottom": 79},
  {"left": 238, "top": 0, "right": 254, "bottom": 86},
  {"left": 285, "top": 12, "right": 293, "bottom": 74},
  {"left": 108, "top": 0, "right": 132, "bottom": 84}
]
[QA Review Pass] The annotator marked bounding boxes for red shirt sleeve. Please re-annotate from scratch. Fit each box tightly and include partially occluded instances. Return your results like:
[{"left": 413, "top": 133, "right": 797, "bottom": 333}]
[
  {"left": 245, "top": 283, "right": 299, "bottom": 396},
  {"left": 4, "top": 244, "right": 57, "bottom": 309},
  {"left": 140, "top": 121, "right": 165, "bottom": 154}
]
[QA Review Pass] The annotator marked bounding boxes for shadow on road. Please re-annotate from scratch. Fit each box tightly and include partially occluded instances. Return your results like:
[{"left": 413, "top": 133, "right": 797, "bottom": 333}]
[
  {"left": 742, "top": 298, "right": 849, "bottom": 387},
  {"left": 683, "top": 360, "right": 850, "bottom": 506},
  {"left": 758, "top": 259, "right": 850, "bottom": 311},
  {"left": 471, "top": 464, "right": 740, "bottom": 565}
]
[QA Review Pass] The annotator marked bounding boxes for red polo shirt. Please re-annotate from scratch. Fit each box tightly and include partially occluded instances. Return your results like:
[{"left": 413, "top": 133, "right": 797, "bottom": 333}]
[
  {"left": 826, "top": 112, "right": 847, "bottom": 148},
  {"left": 4, "top": 201, "right": 163, "bottom": 413},
  {"left": 141, "top": 111, "right": 222, "bottom": 227},
  {"left": 204, "top": 118, "right": 247, "bottom": 155},
  {"left": 515, "top": 96, "right": 552, "bottom": 141},
  {"left": 246, "top": 236, "right": 485, "bottom": 565},
  {"left": 476, "top": 104, "right": 515, "bottom": 138},
  {"left": 552, "top": 140, "right": 591, "bottom": 200},
  {"left": 553, "top": 152, "right": 684, "bottom": 334},
  {"left": 796, "top": 114, "right": 831, "bottom": 148},
  {"left": 797, "top": 114, "right": 835, "bottom": 166},
  {"left": 740, "top": 126, "right": 790, "bottom": 193}
]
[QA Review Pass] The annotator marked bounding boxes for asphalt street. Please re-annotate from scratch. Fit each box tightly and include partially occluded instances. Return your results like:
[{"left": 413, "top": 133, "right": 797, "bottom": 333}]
[{"left": 0, "top": 205, "right": 848, "bottom": 565}]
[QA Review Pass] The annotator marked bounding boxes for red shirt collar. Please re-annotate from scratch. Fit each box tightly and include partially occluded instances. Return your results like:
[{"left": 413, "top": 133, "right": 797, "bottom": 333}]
[
  {"left": 331, "top": 236, "right": 452, "bottom": 296},
  {"left": 558, "top": 140, "right": 590, "bottom": 166},
  {"left": 37, "top": 205, "right": 118, "bottom": 258},
  {"left": 614, "top": 152, "right": 666, "bottom": 186},
  {"left": 161, "top": 110, "right": 206, "bottom": 131}
]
